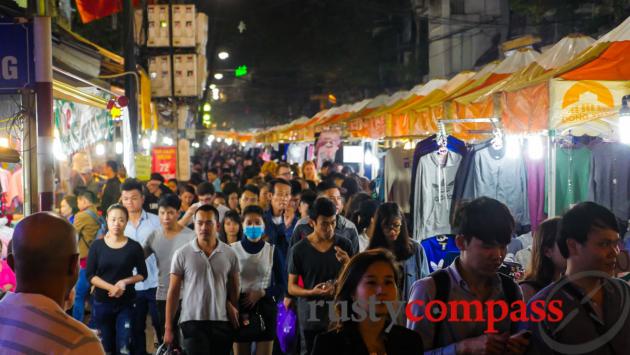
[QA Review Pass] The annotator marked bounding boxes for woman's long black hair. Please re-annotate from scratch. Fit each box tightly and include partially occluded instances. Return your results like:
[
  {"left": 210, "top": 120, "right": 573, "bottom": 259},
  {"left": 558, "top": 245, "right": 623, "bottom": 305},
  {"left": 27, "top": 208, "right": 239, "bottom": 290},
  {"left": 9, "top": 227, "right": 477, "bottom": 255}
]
[{"left": 367, "top": 202, "right": 414, "bottom": 261}]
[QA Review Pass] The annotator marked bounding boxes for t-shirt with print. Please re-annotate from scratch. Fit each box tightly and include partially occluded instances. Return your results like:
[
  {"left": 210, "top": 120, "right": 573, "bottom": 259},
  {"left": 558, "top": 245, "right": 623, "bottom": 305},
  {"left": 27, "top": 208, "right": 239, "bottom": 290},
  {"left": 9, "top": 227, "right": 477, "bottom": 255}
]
[{"left": 288, "top": 236, "right": 353, "bottom": 330}]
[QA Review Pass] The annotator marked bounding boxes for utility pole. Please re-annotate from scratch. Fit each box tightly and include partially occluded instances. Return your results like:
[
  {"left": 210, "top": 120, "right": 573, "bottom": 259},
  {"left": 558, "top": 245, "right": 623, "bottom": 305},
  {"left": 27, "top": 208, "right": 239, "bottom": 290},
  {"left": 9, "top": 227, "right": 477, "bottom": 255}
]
[
  {"left": 123, "top": 0, "right": 138, "bottom": 152},
  {"left": 23, "top": 2, "right": 54, "bottom": 213}
]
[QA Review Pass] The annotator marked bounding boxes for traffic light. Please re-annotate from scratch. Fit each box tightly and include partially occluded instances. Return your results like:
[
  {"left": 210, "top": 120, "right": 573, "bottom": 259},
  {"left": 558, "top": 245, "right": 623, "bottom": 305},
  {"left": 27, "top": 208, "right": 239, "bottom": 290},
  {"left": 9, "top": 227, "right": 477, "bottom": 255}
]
[{"left": 201, "top": 102, "right": 212, "bottom": 127}]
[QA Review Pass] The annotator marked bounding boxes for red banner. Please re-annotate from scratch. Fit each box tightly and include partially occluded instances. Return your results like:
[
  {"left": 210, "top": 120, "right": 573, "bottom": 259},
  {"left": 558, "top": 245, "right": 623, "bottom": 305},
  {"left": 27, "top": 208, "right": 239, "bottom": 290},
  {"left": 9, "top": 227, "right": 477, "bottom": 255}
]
[
  {"left": 75, "top": 0, "right": 140, "bottom": 24},
  {"left": 152, "top": 146, "right": 177, "bottom": 180}
]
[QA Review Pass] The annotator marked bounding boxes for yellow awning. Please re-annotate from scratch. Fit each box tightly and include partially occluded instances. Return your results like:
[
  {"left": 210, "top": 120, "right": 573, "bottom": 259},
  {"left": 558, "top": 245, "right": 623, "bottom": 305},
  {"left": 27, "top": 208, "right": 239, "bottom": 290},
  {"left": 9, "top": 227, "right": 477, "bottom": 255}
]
[{"left": 53, "top": 80, "right": 108, "bottom": 109}]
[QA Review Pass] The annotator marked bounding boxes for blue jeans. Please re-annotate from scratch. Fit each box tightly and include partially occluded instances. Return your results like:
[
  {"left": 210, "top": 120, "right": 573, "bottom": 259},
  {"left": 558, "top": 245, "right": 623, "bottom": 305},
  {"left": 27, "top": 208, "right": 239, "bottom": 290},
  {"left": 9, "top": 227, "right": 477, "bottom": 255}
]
[
  {"left": 93, "top": 300, "right": 134, "bottom": 354},
  {"left": 72, "top": 267, "right": 90, "bottom": 322},
  {"left": 133, "top": 288, "right": 162, "bottom": 355}
]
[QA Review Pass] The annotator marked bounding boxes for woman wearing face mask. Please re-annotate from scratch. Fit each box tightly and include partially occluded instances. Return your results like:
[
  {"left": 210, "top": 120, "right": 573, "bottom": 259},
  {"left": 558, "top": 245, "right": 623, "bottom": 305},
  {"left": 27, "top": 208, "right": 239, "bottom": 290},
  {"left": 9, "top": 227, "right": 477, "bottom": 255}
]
[
  {"left": 311, "top": 249, "right": 423, "bottom": 355},
  {"left": 220, "top": 210, "right": 244, "bottom": 244},
  {"left": 367, "top": 203, "right": 430, "bottom": 307},
  {"left": 231, "top": 205, "right": 286, "bottom": 355}
]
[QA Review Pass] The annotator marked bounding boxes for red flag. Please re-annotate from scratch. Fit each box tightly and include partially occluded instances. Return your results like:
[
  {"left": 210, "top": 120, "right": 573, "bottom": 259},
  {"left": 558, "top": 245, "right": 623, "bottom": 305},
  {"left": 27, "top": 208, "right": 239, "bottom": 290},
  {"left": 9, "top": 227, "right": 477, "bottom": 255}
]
[{"left": 75, "top": 0, "right": 140, "bottom": 24}]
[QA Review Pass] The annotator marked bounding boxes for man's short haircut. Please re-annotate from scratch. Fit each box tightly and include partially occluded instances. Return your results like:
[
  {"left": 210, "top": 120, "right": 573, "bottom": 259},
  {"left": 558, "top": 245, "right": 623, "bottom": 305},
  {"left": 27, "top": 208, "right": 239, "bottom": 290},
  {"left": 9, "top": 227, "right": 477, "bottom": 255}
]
[
  {"left": 270, "top": 178, "right": 291, "bottom": 194},
  {"left": 558, "top": 201, "right": 619, "bottom": 258},
  {"left": 321, "top": 161, "right": 333, "bottom": 169},
  {"left": 316, "top": 180, "right": 339, "bottom": 195},
  {"left": 289, "top": 180, "right": 302, "bottom": 196},
  {"left": 158, "top": 194, "right": 182, "bottom": 211},
  {"left": 78, "top": 190, "right": 97, "bottom": 204},
  {"left": 194, "top": 203, "right": 219, "bottom": 221},
  {"left": 275, "top": 162, "right": 291, "bottom": 174},
  {"left": 223, "top": 182, "right": 240, "bottom": 197},
  {"left": 180, "top": 184, "right": 196, "bottom": 195},
  {"left": 452, "top": 197, "right": 514, "bottom": 245},
  {"left": 300, "top": 189, "right": 317, "bottom": 207},
  {"left": 106, "top": 160, "right": 118, "bottom": 172},
  {"left": 208, "top": 167, "right": 219, "bottom": 175},
  {"left": 150, "top": 173, "right": 165, "bottom": 183},
  {"left": 242, "top": 184, "right": 260, "bottom": 196},
  {"left": 121, "top": 178, "right": 144, "bottom": 194},
  {"left": 197, "top": 181, "right": 215, "bottom": 196},
  {"left": 242, "top": 205, "right": 264, "bottom": 219},
  {"left": 308, "top": 197, "right": 337, "bottom": 221},
  {"left": 214, "top": 192, "right": 226, "bottom": 200}
]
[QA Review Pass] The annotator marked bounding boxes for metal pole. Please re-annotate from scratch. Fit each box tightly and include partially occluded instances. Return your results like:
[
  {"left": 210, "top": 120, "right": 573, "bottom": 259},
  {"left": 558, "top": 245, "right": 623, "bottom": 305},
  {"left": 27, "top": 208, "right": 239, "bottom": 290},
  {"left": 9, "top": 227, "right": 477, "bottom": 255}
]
[
  {"left": 33, "top": 16, "right": 54, "bottom": 211},
  {"left": 123, "top": 0, "right": 138, "bottom": 152},
  {"left": 21, "top": 90, "right": 37, "bottom": 215}
]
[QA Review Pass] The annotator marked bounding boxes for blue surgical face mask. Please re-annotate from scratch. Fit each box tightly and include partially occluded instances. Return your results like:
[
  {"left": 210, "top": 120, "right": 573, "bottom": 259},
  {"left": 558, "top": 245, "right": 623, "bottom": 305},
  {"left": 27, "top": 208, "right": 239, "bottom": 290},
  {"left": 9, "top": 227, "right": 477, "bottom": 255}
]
[{"left": 244, "top": 225, "right": 265, "bottom": 241}]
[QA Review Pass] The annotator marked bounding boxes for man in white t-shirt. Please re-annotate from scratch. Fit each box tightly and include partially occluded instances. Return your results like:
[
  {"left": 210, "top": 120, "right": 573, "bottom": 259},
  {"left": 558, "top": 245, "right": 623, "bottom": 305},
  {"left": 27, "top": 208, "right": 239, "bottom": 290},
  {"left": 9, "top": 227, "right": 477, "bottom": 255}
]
[{"left": 0, "top": 212, "right": 104, "bottom": 354}]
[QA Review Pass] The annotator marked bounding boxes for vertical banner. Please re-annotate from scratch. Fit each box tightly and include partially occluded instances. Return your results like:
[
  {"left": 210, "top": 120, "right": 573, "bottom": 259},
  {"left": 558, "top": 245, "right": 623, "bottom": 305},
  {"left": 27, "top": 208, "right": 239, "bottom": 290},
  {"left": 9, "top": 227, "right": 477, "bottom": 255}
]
[
  {"left": 135, "top": 154, "right": 151, "bottom": 181},
  {"left": 177, "top": 139, "right": 191, "bottom": 181},
  {"left": 151, "top": 146, "right": 177, "bottom": 180}
]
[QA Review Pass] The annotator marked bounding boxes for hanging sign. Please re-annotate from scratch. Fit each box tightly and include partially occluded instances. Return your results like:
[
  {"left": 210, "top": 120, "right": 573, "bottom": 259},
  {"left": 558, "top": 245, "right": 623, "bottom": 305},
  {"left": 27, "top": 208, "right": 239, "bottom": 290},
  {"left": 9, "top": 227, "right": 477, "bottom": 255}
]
[
  {"left": 177, "top": 139, "right": 190, "bottom": 181},
  {"left": 550, "top": 79, "right": 630, "bottom": 135},
  {"left": 151, "top": 146, "right": 177, "bottom": 180},
  {"left": 0, "top": 23, "right": 33, "bottom": 92},
  {"left": 54, "top": 99, "right": 113, "bottom": 154},
  {"left": 134, "top": 154, "right": 151, "bottom": 181}
]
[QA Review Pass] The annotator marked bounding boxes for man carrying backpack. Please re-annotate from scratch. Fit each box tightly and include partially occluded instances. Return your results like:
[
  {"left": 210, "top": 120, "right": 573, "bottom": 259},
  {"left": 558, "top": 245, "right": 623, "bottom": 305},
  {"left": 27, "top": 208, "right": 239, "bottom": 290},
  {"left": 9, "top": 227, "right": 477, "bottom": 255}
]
[
  {"left": 407, "top": 197, "right": 530, "bottom": 355},
  {"left": 72, "top": 190, "right": 104, "bottom": 323}
]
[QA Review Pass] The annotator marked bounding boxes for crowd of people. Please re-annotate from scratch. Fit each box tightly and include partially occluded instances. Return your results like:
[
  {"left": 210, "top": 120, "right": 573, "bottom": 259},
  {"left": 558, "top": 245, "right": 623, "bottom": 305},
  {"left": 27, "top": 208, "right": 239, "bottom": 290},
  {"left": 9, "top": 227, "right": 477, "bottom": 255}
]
[{"left": 0, "top": 143, "right": 629, "bottom": 355}]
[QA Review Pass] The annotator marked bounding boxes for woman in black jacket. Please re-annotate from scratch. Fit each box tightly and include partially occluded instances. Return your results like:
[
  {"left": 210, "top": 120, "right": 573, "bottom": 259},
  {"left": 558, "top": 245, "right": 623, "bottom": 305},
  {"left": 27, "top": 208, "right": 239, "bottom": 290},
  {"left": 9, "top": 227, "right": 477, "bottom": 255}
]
[{"left": 311, "top": 249, "right": 423, "bottom": 355}]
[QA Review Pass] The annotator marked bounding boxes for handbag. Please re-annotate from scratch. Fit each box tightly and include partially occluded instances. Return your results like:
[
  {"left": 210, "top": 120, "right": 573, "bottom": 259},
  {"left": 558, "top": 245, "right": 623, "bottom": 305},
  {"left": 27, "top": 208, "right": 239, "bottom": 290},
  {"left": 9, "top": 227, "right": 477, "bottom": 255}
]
[{"left": 236, "top": 293, "right": 267, "bottom": 342}]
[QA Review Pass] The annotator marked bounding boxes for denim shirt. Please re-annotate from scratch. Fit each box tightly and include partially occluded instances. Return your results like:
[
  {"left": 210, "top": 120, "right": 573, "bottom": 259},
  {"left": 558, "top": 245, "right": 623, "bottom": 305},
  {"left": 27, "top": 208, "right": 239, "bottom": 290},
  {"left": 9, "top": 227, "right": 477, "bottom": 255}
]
[
  {"left": 401, "top": 240, "right": 430, "bottom": 301},
  {"left": 125, "top": 211, "right": 160, "bottom": 291}
]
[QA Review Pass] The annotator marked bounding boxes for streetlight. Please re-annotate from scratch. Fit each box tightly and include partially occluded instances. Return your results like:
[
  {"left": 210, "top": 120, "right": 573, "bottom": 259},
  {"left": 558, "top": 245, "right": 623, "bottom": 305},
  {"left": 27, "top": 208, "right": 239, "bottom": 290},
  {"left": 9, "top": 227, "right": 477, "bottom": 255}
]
[
  {"left": 214, "top": 73, "right": 224, "bottom": 80},
  {"left": 218, "top": 51, "right": 229, "bottom": 60}
]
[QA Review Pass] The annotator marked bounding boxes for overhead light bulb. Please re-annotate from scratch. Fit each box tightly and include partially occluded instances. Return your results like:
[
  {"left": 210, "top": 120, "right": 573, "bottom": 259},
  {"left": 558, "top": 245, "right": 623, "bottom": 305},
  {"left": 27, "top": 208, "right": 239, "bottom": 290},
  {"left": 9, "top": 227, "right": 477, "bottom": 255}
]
[
  {"left": 214, "top": 73, "right": 224, "bottom": 80},
  {"left": 0, "top": 138, "right": 9, "bottom": 148},
  {"left": 191, "top": 142, "right": 200, "bottom": 148},
  {"left": 216, "top": 137, "right": 223, "bottom": 143},
  {"left": 209, "top": 84, "right": 217, "bottom": 90},
  {"left": 115, "top": 141, "right": 124, "bottom": 155},
  {"left": 95, "top": 143, "right": 105, "bottom": 156},
  {"left": 218, "top": 51, "right": 229, "bottom": 60}
]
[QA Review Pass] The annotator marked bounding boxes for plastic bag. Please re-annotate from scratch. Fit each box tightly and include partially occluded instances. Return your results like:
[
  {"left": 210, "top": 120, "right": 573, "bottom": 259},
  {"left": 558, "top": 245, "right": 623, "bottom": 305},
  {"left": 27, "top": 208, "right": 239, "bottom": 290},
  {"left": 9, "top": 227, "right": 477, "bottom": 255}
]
[{"left": 276, "top": 301, "right": 297, "bottom": 353}]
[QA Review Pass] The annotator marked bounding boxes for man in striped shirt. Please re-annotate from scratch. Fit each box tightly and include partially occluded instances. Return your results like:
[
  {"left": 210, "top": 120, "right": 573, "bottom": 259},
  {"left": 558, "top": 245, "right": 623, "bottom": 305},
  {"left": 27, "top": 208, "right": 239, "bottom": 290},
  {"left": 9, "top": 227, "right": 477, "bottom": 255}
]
[{"left": 0, "top": 212, "right": 104, "bottom": 354}]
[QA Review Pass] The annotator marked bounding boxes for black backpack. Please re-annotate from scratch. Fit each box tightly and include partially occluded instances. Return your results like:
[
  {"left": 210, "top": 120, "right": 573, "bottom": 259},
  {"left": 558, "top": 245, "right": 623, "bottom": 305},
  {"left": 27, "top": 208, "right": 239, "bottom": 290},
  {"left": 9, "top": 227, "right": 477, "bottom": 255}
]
[{"left": 429, "top": 269, "right": 519, "bottom": 347}]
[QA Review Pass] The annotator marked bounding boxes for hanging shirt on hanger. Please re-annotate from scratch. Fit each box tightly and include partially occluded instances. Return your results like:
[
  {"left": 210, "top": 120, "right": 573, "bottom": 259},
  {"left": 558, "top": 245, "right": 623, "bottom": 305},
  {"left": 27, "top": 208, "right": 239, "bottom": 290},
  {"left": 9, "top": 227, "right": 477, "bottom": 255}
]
[
  {"left": 384, "top": 147, "right": 414, "bottom": 214},
  {"left": 410, "top": 135, "right": 466, "bottom": 230},
  {"left": 420, "top": 234, "right": 459, "bottom": 272},
  {"left": 526, "top": 155, "right": 546, "bottom": 232},
  {"left": 457, "top": 142, "right": 530, "bottom": 232},
  {"left": 550, "top": 146, "right": 592, "bottom": 215},
  {"left": 413, "top": 150, "right": 462, "bottom": 240},
  {"left": 589, "top": 142, "right": 630, "bottom": 221}
]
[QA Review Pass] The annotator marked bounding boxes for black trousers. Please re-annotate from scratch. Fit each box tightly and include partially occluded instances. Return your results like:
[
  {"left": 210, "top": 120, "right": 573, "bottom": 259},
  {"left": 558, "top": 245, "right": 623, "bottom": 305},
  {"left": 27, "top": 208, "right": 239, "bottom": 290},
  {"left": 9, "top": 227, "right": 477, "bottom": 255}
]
[
  {"left": 156, "top": 300, "right": 181, "bottom": 349},
  {"left": 180, "top": 320, "right": 235, "bottom": 355}
]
